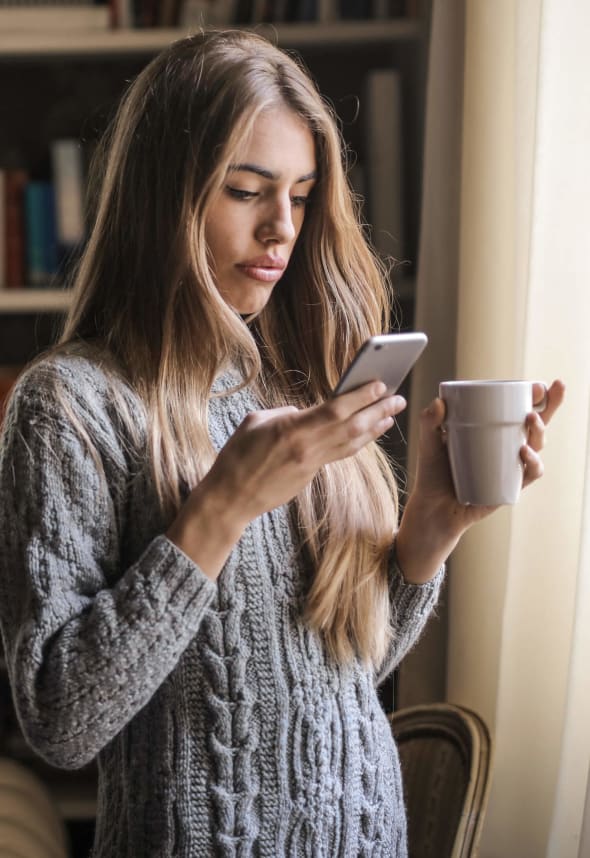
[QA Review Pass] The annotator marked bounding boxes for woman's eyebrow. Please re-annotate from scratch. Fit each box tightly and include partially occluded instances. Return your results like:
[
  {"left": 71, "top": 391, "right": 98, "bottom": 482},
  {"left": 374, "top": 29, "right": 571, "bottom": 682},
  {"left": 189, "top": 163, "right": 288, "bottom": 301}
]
[{"left": 229, "top": 163, "right": 317, "bottom": 183}]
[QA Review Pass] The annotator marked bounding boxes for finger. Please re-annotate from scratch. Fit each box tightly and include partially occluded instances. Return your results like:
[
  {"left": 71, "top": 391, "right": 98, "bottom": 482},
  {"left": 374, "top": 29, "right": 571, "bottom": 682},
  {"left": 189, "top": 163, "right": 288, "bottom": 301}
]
[
  {"left": 534, "top": 379, "right": 566, "bottom": 426},
  {"left": 310, "top": 386, "right": 404, "bottom": 438},
  {"left": 525, "top": 411, "right": 545, "bottom": 453},
  {"left": 329, "top": 381, "right": 389, "bottom": 417},
  {"left": 358, "top": 392, "right": 407, "bottom": 421},
  {"left": 325, "top": 414, "right": 396, "bottom": 463},
  {"left": 532, "top": 382, "right": 548, "bottom": 410},
  {"left": 338, "top": 393, "right": 406, "bottom": 444},
  {"left": 321, "top": 395, "right": 405, "bottom": 461},
  {"left": 521, "top": 444, "right": 544, "bottom": 487}
]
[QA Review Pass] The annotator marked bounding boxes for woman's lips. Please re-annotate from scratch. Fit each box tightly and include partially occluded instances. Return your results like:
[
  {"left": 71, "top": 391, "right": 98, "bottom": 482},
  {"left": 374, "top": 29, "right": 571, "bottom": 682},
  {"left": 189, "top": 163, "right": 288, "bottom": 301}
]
[
  {"left": 236, "top": 257, "right": 286, "bottom": 283},
  {"left": 237, "top": 265, "right": 284, "bottom": 283}
]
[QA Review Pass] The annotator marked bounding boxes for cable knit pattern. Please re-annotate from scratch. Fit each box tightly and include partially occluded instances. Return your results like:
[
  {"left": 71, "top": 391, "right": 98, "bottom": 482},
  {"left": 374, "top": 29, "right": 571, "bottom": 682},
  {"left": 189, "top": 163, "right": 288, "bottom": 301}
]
[
  {"left": 0, "top": 354, "right": 445, "bottom": 858},
  {"left": 202, "top": 554, "right": 259, "bottom": 857}
]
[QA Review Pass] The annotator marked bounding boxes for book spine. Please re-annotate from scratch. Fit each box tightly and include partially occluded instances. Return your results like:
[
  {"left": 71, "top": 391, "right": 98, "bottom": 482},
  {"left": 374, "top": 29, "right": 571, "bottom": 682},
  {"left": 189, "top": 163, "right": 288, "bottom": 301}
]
[
  {"left": 339, "top": 0, "right": 369, "bottom": 19},
  {"left": 51, "top": 139, "right": 86, "bottom": 270},
  {"left": 158, "top": 0, "right": 183, "bottom": 26},
  {"left": 110, "top": 0, "right": 134, "bottom": 28},
  {"left": 403, "top": 0, "right": 422, "bottom": 16},
  {"left": 317, "top": 0, "right": 337, "bottom": 21},
  {"left": 0, "top": 171, "right": 5, "bottom": 290},
  {"left": 25, "top": 183, "right": 46, "bottom": 288},
  {"left": 24, "top": 181, "right": 58, "bottom": 288},
  {"left": 43, "top": 182, "right": 59, "bottom": 279},
  {"left": 4, "top": 169, "right": 28, "bottom": 290},
  {"left": 210, "top": 0, "right": 236, "bottom": 24}
]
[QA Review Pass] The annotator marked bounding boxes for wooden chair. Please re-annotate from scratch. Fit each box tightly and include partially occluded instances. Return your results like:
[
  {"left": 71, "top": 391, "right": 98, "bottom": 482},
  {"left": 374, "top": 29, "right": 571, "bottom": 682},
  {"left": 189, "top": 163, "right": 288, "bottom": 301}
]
[
  {"left": 389, "top": 702, "right": 493, "bottom": 858},
  {"left": 0, "top": 757, "right": 70, "bottom": 858}
]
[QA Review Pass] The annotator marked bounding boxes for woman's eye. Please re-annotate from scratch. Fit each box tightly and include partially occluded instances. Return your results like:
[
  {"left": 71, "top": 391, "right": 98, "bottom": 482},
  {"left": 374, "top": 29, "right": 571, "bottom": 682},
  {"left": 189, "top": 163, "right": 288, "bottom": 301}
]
[
  {"left": 226, "top": 187, "right": 258, "bottom": 201},
  {"left": 291, "top": 195, "right": 310, "bottom": 208}
]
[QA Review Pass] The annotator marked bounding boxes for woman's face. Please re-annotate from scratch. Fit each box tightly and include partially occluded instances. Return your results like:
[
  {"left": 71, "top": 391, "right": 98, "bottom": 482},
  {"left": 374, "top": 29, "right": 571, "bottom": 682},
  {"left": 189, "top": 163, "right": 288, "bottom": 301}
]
[{"left": 205, "top": 106, "right": 317, "bottom": 315}]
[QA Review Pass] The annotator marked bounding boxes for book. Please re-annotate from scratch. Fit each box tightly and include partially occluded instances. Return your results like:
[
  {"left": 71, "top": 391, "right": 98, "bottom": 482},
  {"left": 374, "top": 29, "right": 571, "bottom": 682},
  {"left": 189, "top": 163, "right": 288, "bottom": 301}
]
[
  {"left": 372, "top": 0, "right": 405, "bottom": 18},
  {"left": 110, "top": 0, "right": 134, "bottom": 28},
  {"left": 179, "top": 0, "right": 234, "bottom": 26},
  {"left": 403, "top": 0, "right": 422, "bottom": 16},
  {"left": 178, "top": 0, "right": 209, "bottom": 25},
  {"left": 251, "top": 0, "right": 274, "bottom": 23},
  {"left": 316, "top": 0, "right": 337, "bottom": 21},
  {"left": 232, "top": 0, "right": 254, "bottom": 23},
  {"left": 3, "top": 169, "right": 28, "bottom": 290},
  {"left": 364, "top": 68, "right": 404, "bottom": 261},
  {"left": 24, "top": 182, "right": 58, "bottom": 288},
  {"left": 50, "top": 139, "right": 86, "bottom": 271},
  {"left": 134, "top": 0, "right": 159, "bottom": 27},
  {"left": 0, "top": 4, "right": 110, "bottom": 31},
  {"left": 286, "top": 0, "right": 315, "bottom": 22},
  {"left": 158, "top": 0, "right": 183, "bottom": 26},
  {"left": 208, "top": 0, "right": 236, "bottom": 24},
  {"left": 0, "top": 171, "right": 5, "bottom": 289}
]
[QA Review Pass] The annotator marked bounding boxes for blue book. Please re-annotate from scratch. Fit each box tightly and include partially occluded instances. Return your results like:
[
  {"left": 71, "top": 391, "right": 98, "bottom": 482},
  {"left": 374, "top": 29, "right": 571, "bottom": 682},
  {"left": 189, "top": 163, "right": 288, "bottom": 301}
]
[
  {"left": 42, "top": 183, "right": 59, "bottom": 278},
  {"left": 24, "top": 182, "right": 58, "bottom": 288}
]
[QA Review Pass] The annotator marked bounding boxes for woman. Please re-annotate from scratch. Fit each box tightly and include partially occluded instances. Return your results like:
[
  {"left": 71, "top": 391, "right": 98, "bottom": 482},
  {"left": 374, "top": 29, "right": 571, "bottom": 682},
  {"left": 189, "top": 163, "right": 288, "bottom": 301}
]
[{"left": 0, "top": 30, "right": 563, "bottom": 857}]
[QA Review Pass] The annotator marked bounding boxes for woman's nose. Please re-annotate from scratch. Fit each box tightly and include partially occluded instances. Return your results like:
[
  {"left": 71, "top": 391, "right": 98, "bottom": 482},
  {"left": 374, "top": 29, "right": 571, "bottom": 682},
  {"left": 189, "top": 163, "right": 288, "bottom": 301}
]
[{"left": 257, "top": 197, "right": 297, "bottom": 245}]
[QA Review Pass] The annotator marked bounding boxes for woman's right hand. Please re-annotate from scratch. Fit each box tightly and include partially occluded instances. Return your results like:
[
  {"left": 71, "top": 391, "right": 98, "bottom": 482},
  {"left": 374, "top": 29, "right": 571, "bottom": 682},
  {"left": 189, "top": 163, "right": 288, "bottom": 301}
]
[{"left": 166, "top": 382, "right": 406, "bottom": 579}]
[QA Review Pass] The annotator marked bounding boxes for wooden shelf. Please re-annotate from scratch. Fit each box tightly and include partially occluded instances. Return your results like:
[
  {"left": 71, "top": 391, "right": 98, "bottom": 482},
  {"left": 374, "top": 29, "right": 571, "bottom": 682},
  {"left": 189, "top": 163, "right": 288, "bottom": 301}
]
[
  {"left": 0, "top": 279, "right": 411, "bottom": 314},
  {"left": 0, "top": 289, "right": 71, "bottom": 313},
  {"left": 0, "top": 19, "right": 424, "bottom": 58}
]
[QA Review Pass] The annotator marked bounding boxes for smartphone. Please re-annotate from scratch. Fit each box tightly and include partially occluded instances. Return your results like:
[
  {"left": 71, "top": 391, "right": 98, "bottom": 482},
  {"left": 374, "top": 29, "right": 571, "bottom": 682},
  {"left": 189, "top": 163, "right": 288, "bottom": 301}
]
[{"left": 334, "top": 332, "right": 428, "bottom": 396}]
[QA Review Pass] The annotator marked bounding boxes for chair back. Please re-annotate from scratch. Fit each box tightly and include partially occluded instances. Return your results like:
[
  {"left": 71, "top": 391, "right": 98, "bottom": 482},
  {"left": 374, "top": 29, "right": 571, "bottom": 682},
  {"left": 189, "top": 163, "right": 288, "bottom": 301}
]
[
  {"left": 389, "top": 702, "right": 492, "bottom": 858},
  {"left": 0, "top": 757, "right": 70, "bottom": 858}
]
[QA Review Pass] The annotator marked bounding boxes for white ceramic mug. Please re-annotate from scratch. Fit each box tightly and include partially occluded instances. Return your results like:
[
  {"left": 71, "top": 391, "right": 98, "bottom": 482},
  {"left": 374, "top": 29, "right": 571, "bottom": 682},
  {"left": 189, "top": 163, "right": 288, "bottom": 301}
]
[{"left": 438, "top": 380, "right": 547, "bottom": 506}]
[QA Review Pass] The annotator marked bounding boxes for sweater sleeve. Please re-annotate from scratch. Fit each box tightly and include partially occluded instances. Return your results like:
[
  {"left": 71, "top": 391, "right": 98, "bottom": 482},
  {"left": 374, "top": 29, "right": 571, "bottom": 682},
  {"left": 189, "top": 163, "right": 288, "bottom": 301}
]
[
  {"left": 374, "top": 555, "right": 445, "bottom": 686},
  {"left": 0, "top": 362, "right": 217, "bottom": 770}
]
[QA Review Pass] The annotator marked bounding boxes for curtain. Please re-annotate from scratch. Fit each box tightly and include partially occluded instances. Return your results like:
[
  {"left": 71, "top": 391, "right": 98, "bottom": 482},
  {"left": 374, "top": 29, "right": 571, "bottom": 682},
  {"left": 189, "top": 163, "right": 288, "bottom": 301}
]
[
  {"left": 396, "top": 0, "right": 465, "bottom": 708},
  {"left": 405, "top": 1, "right": 590, "bottom": 855}
]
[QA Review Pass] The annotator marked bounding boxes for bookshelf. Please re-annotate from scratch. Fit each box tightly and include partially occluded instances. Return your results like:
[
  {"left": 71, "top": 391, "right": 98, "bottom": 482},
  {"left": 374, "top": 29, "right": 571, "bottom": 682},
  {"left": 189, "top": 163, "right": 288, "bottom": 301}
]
[
  {"left": 0, "top": 18, "right": 427, "bottom": 314},
  {"left": 0, "top": 19, "right": 424, "bottom": 56},
  {"left": 0, "top": 288, "right": 71, "bottom": 313},
  {"left": 0, "top": 11, "right": 430, "bottom": 827}
]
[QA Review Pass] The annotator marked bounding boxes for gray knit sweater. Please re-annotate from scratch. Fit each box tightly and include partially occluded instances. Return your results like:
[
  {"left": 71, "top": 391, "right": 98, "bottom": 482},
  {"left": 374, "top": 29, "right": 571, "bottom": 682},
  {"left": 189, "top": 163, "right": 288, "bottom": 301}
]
[{"left": 0, "top": 354, "right": 443, "bottom": 858}]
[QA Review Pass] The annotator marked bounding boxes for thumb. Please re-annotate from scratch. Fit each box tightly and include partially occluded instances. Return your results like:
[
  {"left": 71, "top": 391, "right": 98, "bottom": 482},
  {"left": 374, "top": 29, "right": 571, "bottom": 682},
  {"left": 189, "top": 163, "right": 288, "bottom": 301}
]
[{"left": 246, "top": 405, "right": 299, "bottom": 427}]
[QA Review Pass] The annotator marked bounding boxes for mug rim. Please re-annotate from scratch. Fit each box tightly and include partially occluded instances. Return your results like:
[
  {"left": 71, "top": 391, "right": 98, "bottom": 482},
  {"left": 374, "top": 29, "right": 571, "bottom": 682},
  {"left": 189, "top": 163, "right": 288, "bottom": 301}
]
[{"left": 439, "top": 379, "right": 532, "bottom": 387}]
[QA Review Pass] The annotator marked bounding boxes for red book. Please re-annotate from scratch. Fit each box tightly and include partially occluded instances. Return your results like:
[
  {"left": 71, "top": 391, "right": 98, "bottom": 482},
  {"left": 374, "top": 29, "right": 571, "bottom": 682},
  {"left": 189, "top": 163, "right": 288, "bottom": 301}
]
[{"left": 4, "top": 169, "right": 28, "bottom": 289}]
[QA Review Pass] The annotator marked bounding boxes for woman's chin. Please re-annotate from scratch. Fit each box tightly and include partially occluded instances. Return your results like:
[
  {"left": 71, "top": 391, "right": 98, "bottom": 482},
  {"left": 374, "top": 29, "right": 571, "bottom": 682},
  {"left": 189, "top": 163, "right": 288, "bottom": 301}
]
[{"left": 226, "top": 292, "right": 273, "bottom": 317}]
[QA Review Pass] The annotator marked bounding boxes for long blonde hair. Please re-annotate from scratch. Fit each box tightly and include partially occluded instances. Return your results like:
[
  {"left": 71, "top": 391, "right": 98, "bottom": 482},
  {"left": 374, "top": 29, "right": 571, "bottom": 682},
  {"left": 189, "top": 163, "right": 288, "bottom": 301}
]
[{"left": 60, "top": 29, "right": 399, "bottom": 667}]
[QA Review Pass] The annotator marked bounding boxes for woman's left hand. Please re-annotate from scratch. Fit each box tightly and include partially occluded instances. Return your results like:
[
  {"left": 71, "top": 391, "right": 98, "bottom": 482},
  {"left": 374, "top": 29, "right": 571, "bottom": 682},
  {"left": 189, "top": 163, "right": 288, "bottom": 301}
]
[{"left": 395, "top": 379, "right": 566, "bottom": 584}]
